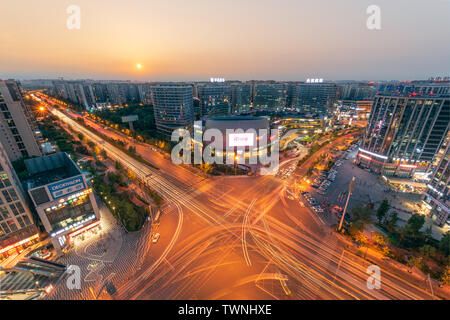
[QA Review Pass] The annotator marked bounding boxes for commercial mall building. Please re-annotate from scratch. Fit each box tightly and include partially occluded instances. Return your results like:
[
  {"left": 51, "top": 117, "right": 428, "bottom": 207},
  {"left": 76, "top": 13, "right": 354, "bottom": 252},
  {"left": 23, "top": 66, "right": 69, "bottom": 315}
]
[
  {"left": 198, "top": 116, "right": 273, "bottom": 172},
  {"left": 24, "top": 152, "right": 100, "bottom": 255},
  {"left": 357, "top": 93, "right": 450, "bottom": 178}
]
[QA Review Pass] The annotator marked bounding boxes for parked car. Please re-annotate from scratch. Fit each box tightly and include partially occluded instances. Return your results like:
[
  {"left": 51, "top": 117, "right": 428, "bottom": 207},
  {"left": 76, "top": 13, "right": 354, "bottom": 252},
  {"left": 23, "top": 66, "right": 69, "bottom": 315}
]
[{"left": 312, "top": 205, "right": 324, "bottom": 213}]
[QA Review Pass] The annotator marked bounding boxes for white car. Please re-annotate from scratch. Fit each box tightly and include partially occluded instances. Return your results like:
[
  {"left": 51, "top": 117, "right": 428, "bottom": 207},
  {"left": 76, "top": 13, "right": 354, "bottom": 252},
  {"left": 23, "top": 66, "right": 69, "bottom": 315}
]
[{"left": 152, "top": 233, "right": 160, "bottom": 243}]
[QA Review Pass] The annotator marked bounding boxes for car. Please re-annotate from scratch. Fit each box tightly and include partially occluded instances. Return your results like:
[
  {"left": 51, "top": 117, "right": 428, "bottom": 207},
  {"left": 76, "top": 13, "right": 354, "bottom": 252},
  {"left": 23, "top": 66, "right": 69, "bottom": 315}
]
[
  {"left": 31, "top": 249, "right": 51, "bottom": 260},
  {"left": 318, "top": 190, "right": 326, "bottom": 195},
  {"left": 312, "top": 205, "right": 323, "bottom": 213},
  {"left": 152, "top": 233, "right": 160, "bottom": 243},
  {"left": 311, "top": 184, "right": 320, "bottom": 188}
]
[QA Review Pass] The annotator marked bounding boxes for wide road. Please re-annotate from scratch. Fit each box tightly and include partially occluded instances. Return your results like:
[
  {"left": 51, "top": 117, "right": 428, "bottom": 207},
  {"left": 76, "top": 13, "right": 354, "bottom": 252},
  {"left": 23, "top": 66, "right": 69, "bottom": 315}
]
[{"left": 36, "top": 93, "right": 439, "bottom": 300}]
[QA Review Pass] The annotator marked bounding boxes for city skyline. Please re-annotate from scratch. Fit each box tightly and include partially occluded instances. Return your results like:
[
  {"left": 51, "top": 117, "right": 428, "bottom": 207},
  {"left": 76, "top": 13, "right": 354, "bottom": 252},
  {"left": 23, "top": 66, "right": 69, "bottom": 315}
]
[
  {"left": 1, "top": 0, "right": 449, "bottom": 304},
  {"left": 1, "top": 0, "right": 449, "bottom": 81}
]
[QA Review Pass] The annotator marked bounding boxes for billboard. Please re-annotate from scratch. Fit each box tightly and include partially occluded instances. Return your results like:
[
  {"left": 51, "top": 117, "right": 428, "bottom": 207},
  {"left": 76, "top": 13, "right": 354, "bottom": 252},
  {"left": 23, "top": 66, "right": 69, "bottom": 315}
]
[
  {"left": 228, "top": 133, "right": 254, "bottom": 147},
  {"left": 48, "top": 175, "right": 86, "bottom": 200},
  {"left": 122, "top": 115, "right": 138, "bottom": 123}
]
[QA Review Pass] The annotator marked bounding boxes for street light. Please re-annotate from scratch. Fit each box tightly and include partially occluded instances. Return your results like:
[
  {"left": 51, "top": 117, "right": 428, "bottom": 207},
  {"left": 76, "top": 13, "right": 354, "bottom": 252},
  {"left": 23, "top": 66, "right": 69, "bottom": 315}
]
[{"left": 338, "top": 176, "right": 355, "bottom": 232}]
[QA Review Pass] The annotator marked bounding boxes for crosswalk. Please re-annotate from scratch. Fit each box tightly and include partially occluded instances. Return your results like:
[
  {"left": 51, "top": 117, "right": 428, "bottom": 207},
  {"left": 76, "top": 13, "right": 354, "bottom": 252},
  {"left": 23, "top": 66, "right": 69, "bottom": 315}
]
[{"left": 43, "top": 201, "right": 155, "bottom": 300}]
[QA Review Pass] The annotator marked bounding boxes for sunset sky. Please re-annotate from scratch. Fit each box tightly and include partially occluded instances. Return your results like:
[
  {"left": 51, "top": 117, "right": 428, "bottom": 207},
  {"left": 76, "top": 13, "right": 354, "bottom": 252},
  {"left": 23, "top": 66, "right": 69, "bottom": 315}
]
[{"left": 1, "top": 0, "right": 449, "bottom": 81}]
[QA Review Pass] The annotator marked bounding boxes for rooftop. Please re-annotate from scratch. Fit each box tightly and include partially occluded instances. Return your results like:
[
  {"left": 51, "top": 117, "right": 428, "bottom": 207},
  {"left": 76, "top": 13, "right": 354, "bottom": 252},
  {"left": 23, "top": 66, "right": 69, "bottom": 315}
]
[{"left": 24, "top": 152, "right": 81, "bottom": 190}]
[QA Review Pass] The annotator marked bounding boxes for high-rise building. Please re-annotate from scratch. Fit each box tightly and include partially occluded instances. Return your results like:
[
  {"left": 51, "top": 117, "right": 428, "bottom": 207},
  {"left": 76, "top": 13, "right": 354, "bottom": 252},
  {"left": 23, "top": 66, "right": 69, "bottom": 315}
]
[
  {"left": 231, "top": 83, "right": 252, "bottom": 114},
  {"left": 0, "top": 80, "right": 42, "bottom": 161},
  {"left": 291, "top": 82, "right": 338, "bottom": 115},
  {"left": 340, "top": 83, "right": 376, "bottom": 101},
  {"left": 378, "top": 80, "right": 450, "bottom": 96},
  {"left": 106, "top": 83, "right": 125, "bottom": 106},
  {"left": 253, "top": 83, "right": 287, "bottom": 112},
  {"left": 0, "top": 144, "right": 39, "bottom": 260},
  {"left": 422, "top": 136, "right": 449, "bottom": 226},
  {"left": 152, "top": 85, "right": 195, "bottom": 136},
  {"left": 358, "top": 93, "right": 450, "bottom": 177},
  {"left": 137, "top": 83, "right": 153, "bottom": 105},
  {"left": 197, "top": 85, "right": 231, "bottom": 117}
]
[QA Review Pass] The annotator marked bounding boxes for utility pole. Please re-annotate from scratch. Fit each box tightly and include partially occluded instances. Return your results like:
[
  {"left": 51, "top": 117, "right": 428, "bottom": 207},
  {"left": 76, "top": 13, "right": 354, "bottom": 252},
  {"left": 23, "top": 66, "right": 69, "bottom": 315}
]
[{"left": 338, "top": 176, "right": 355, "bottom": 232}]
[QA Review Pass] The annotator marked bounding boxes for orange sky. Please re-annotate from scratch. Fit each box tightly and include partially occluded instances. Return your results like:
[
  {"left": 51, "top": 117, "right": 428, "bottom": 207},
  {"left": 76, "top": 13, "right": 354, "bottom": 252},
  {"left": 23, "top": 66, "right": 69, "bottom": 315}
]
[{"left": 1, "top": 0, "right": 449, "bottom": 81}]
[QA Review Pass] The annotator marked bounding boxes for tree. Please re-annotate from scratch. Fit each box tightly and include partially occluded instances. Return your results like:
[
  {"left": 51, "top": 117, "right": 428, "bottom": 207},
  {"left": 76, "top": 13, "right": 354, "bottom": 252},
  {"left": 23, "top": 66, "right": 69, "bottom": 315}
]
[
  {"left": 399, "top": 214, "right": 425, "bottom": 248},
  {"left": 127, "top": 169, "right": 136, "bottom": 181},
  {"left": 406, "top": 214, "right": 426, "bottom": 234},
  {"left": 115, "top": 161, "right": 123, "bottom": 171},
  {"left": 441, "top": 265, "right": 450, "bottom": 286},
  {"left": 419, "top": 245, "right": 437, "bottom": 260},
  {"left": 78, "top": 133, "right": 85, "bottom": 141},
  {"left": 373, "top": 233, "right": 389, "bottom": 247},
  {"left": 350, "top": 204, "right": 373, "bottom": 232},
  {"left": 376, "top": 199, "right": 390, "bottom": 224},
  {"left": 407, "top": 256, "right": 423, "bottom": 271},
  {"left": 439, "top": 232, "right": 450, "bottom": 257},
  {"left": 355, "top": 232, "right": 368, "bottom": 246},
  {"left": 385, "top": 211, "right": 399, "bottom": 234},
  {"left": 100, "top": 149, "right": 107, "bottom": 158}
]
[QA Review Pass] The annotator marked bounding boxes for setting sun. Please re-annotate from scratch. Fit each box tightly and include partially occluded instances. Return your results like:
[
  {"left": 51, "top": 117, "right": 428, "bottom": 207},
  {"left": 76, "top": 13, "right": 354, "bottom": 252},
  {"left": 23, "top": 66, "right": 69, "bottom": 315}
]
[{"left": 136, "top": 63, "right": 143, "bottom": 70}]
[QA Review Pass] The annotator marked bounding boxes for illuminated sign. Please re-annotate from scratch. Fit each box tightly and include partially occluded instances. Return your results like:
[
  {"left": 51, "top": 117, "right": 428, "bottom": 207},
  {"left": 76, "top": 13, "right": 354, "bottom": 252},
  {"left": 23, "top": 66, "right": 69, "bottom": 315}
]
[
  {"left": 306, "top": 78, "right": 324, "bottom": 83},
  {"left": 45, "top": 189, "right": 92, "bottom": 212},
  {"left": 358, "top": 148, "right": 388, "bottom": 160},
  {"left": 69, "top": 220, "right": 101, "bottom": 239},
  {"left": 210, "top": 78, "right": 225, "bottom": 83},
  {"left": 50, "top": 214, "right": 96, "bottom": 238},
  {"left": 0, "top": 234, "right": 39, "bottom": 254},
  {"left": 358, "top": 154, "right": 372, "bottom": 161},
  {"left": 48, "top": 175, "right": 86, "bottom": 200},
  {"left": 228, "top": 133, "right": 255, "bottom": 147},
  {"left": 399, "top": 164, "right": 417, "bottom": 169}
]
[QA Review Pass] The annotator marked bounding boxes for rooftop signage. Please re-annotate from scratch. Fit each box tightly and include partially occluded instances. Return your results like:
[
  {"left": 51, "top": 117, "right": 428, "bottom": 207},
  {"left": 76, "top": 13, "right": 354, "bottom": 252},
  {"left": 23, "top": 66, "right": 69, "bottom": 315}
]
[{"left": 47, "top": 175, "right": 86, "bottom": 200}]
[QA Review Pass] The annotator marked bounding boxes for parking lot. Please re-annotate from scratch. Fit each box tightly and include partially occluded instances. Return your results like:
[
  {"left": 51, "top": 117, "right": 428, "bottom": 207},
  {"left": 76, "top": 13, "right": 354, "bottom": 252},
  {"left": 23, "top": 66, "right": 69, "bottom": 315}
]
[{"left": 301, "top": 146, "right": 446, "bottom": 240}]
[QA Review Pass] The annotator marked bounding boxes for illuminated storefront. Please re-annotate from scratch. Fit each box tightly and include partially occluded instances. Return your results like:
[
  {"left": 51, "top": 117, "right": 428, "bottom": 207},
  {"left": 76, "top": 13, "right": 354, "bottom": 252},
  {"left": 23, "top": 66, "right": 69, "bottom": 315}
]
[
  {"left": 0, "top": 233, "right": 39, "bottom": 259},
  {"left": 25, "top": 153, "right": 101, "bottom": 255}
]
